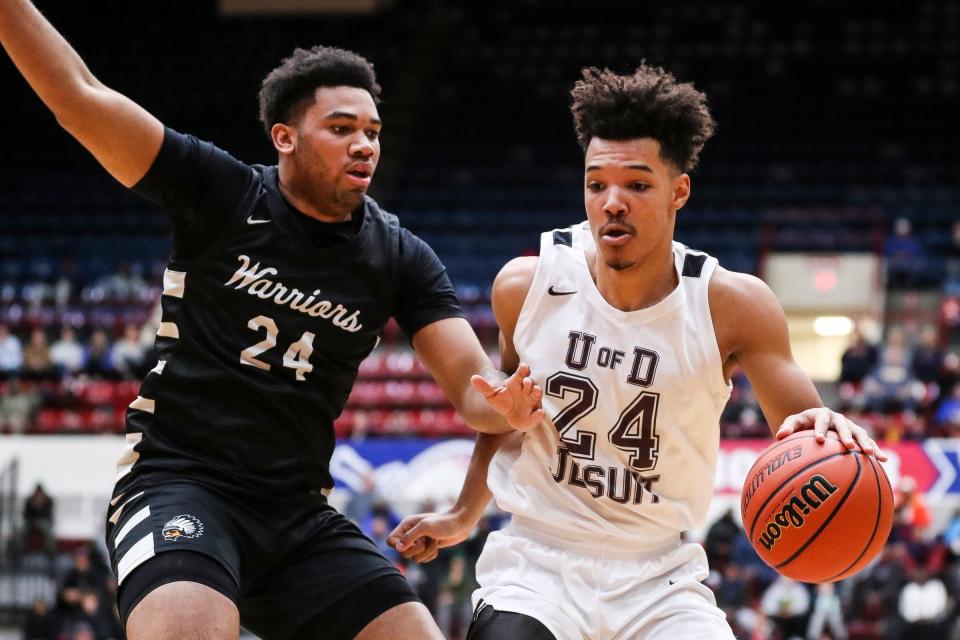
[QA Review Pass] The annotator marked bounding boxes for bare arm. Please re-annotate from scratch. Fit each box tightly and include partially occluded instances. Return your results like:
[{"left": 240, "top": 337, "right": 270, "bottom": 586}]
[
  {"left": 387, "top": 431, "right": 515, "bottom": 562},
  {"left": 711, "top": 269, "right": 885, "bottom": 459},
  {"left": 390, "top": 257, "right": 540, "bottom": 561},
  {"left": 0, "top": 0, "right": 163, "bottom": 186},
  {"left": 412, "top": 314, "right": 543, "bottom": 434}
]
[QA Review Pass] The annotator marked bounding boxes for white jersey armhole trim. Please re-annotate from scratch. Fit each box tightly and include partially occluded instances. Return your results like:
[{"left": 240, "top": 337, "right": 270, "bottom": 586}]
[
  {"left": 512, "top": 230, "right": 557, "bottom": 350},
  {"left": 699, "top": 257, "right": 734, "bottom": 402}
]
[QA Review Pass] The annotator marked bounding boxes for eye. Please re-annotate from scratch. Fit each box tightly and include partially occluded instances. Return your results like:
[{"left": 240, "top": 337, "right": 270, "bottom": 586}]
[
  {"left": 631, "top": 182, "right": 649, "bottom": 191},
  {"left": 586, "top": 181, "right": 604, "bottom": 193},
  {"left": 366, "top": 129, "right": 380, "bottom": 141},
  {"left": 330, "top": 125, "right": 350, "bottom": 135}
]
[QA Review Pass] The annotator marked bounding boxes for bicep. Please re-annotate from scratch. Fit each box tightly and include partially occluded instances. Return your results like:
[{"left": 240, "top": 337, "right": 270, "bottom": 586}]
[
  {"left": 60, "top": 84, "right": 164, "bottom": 188},
  {"left": 722, "top": 274, "right": 822, "bottom": 431}
]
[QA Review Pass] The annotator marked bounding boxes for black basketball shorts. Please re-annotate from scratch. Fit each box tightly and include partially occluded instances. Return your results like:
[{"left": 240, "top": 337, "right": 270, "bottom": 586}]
[{"left": 105, "top": 479, "right": 418, "bottom": 639}]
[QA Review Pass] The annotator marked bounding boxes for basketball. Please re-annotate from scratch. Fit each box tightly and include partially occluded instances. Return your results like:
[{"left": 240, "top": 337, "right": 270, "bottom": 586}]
[{"left": 740, "top": 430, "right": 894, "bottom": 583}]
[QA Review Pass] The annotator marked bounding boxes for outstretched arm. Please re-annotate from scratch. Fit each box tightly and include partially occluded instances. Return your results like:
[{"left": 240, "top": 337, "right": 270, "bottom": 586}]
[
  {"left": 412, "top": 317, "right": 543, "bottom": 434},
  {"left": 391, "top": 257, "right": 540, "bottom": 562},
  {"left": 388, "top": 431, "right": 513, "bottom": 562},
  {"left": 711, "top": 269, "right": 885, "bottom": 460},
  {"left": 0, "top": 0, "right": 163, "bottom": 186}
]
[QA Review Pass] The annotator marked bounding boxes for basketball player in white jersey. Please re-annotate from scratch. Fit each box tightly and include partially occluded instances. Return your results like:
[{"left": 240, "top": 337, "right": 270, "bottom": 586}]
[{"left": 390, "top": 64, "right": 887, "bottom": 639}]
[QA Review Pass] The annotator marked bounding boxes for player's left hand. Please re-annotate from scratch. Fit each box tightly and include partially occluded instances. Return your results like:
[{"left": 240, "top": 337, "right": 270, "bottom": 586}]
[
  {"left": 776, "top": 408, "right": 887, "bottom": 462},
  {"left": 471, "top": 362, "right": 545, "bottom": 432}
]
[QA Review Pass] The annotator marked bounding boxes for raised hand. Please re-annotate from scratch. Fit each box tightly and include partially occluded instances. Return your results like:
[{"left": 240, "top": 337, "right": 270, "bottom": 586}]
[{"left": 470, "top": 362, "right": 544, "bottom": 432}]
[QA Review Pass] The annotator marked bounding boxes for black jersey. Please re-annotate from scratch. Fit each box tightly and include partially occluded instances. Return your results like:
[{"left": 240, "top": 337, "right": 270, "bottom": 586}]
[{"left": 117, "top": 128, "right": 463, "bottom": 495}]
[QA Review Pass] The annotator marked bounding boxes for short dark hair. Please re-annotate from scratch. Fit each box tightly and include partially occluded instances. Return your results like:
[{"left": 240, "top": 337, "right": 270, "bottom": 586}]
[
  {"left": 258, "top": 46, "right": 382, "bottom": 136},
  {"left": 570, "top": 64, "right": 716, "bottom": 172}
]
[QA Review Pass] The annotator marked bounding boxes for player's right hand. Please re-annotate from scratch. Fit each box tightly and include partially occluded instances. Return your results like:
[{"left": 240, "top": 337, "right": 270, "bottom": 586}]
[
  {"left": 471, "top": 362, "right": 545, "bottom": 432},
  {"left": 387, "top": 512, "right": 473, "bottom": 563}
]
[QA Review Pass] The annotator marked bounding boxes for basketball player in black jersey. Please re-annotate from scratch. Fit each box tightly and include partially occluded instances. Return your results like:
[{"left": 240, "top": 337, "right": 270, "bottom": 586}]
[{"left": 0, "top": 2, "right": 545, "bottom": 638}]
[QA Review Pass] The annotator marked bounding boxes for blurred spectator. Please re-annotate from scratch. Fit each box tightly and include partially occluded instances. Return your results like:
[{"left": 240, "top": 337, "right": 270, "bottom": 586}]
[
  {"left": 21, "top": 598, "right": 57, "bottom": 640},
  {"left": 913, "top": 326, "right": 946, "bottom": 384},
  {"left": 82, "top": 329, "right": 115, "bottom": 378},
  {"left": 344, "top": 469, "right": 382, "bottom": 526},
  {"left": 111, "top": 324, "right": 146, "bottom": 378},
  {"left": 364, "top": 502, "right": 400, "bottom": 563},
  {"left": 436, "top": 554, "right": 475, "bottom": 640},
  {"left": 846, "top": 588, "right": 888, "bottom": 640},
  {"left": 807, "top": 582, "right": 847, "bottom": 640},
  {"left": 893, "top": 476, "right": 933, "bottom": 541},
  {"left": 93, "top": 261, "right": 146, "bottom": 301},
  {"left": 22, "top": 327, "right": 54, "bottom": 380},
  {"left": 50, "top": 326, "right": 85, "bottom": 376},
  {"left": 898, "top": 568, "right": 950, "bottom": 638},
  {"left": 761, "top": 576, "right": 811, "bottom": 639},
  {"left": 0, "top": 378, "right": 40, "bottom": 434},
  {"left": 885, "top": 217, "right": 926, "bottom": 289},
  {"left": 23, "top": 483, "right": 55, "bottom": 556},
  {"left": 839, "top": 329, "right": 879, "bottom": 386},
  {"left": 935, "top": 385, "right": 960, "bottom": 432},
  {"left": 863, "top": 329, "right": 922, "bottom": 413},
  {"left": 0, "top": 322, "right": 23, "bottom": 378},
  {"left": 705, "top": 507, "right": 740, "bottom": 569}
]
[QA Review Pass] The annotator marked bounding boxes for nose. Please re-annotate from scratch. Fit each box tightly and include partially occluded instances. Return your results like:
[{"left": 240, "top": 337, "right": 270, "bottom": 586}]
[
  {"left": 350, "top": 133, "right": 376, "bottom": 159},
  {"left": 602, "top": 188, "right": 628, "bottom": 217}
]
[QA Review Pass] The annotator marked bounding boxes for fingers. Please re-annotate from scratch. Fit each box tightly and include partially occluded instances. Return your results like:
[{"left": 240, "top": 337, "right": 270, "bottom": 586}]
[
  {"left": 411, "top": 537, "right": 439, "bottom": 563},
  {"left": 776, "top": 411, "right": 813, "bottom": 439},
  {"left": 813, "top": 410, "right": 832, "bottom": 444},
  {"left": 470, "top": 374, "right": 498, "bottom": 399}
]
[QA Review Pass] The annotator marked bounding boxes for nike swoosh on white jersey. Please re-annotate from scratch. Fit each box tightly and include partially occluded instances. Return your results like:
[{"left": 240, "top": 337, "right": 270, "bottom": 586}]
[{"left": 246, "top": 215, "right": 270, "bottom": 225}]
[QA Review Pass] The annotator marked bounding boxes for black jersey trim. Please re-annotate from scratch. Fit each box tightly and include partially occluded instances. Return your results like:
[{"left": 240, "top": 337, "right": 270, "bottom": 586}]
[
  {"left": 552, "top": 229, "right": 573, "bottom": 247},
  {"left": 681, "top": 253, "right": 708, "bottom": 278}
]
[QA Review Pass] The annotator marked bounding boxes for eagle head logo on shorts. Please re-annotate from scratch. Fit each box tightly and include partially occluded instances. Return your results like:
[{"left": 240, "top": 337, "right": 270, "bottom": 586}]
[{"left": 162, "top": 514, "right": 204, "bottom": 541}]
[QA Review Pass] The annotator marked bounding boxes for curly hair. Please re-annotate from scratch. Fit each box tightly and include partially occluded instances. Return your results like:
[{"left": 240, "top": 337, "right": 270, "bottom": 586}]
[
  {"left": 570, "top": 64, "right": 716, "bottom": 172},
  {"left": 258, "top": 46, "right": 382, "bottom": 136}
]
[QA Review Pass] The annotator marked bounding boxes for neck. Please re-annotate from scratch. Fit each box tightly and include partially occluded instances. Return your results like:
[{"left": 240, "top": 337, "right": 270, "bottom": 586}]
[
  {"left": 277, "top": 162, "right": 353, "bottom": 222},
  {"left": 588, "top": 240, "right": 678, "bottom": 312}
]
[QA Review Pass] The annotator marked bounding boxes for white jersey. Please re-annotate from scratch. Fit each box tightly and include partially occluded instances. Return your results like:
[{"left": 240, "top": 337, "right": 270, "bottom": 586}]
[{"left": 489, "top": 223, "right": 731, "bottom": 549}]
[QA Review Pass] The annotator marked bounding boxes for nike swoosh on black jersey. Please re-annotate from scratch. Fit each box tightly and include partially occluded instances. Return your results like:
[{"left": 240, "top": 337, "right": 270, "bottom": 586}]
[
  {"left": 246, "top": 215, "right": 271, "bottom": 225},
  {"left": 548, "top": 286, "right": 576, "bottom": 296}
]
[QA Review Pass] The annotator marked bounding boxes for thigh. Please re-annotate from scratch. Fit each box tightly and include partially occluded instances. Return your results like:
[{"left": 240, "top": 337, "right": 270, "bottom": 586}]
[
  {"left": 240, "top": 506, "right": 421, "bottom": 639},
  {"left": 467, "top": 600, "right": 557, "bottom": 640},
  {"left": 473, "top": 529, "right": 581, "bottom": 640},
  {"left": 127, "top": 579, "right": 239, "bottom": 640},
  {"left": 106, "top": 481, "right": 244, "bottom": 618},
  {"left": 630, "top": 580, "right": 735, "bottom": 640}
]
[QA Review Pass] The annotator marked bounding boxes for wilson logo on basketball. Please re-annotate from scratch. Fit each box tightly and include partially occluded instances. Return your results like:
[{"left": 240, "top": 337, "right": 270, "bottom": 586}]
[
  {"left": 742, "top": 445, "right": 802, "bottom": 512},
  {"left": 757, "top": 474, "right": 838, "bottom": 551}
]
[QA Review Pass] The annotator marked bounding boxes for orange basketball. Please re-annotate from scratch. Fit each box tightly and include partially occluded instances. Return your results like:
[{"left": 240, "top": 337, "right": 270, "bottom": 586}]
[{"left": 740, "top": 430, "right": 893, "bottom": 583}]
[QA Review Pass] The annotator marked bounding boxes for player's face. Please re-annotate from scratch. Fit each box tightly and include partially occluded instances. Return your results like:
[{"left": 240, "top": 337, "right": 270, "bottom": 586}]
[
  {"left": 289, "top": 85, "right": 382, "bottom": 216},
  {"left": 583, "top": 137, "right": 690, "bottom": 271}
]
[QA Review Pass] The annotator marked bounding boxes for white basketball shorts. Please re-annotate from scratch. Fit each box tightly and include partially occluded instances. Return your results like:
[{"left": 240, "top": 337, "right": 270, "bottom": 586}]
[{"left": 472, "top": 522, "right": 735, "bottom": 640}]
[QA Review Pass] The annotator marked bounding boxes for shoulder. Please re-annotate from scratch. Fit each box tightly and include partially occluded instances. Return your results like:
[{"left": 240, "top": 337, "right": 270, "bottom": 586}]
[
  {"left": 489, "top": 257, "right": 539, "bottom": 331},
  {"left": 709, "top": 267, "right": 788, "bottom": 353},
  {"left": 709, "top": 267, "right": 779, "bottom": 309},
  {"left": 492, "top": 256, "right": 539, "bottom": 302}
]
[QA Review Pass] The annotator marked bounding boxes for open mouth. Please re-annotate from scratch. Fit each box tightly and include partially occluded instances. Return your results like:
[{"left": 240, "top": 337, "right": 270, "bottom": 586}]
[
  {"left": 345, "top": 167, "right": 372, "bottom": 187},
  {"left": 600, "top": 225, "right": 633, "bottom": 246}
]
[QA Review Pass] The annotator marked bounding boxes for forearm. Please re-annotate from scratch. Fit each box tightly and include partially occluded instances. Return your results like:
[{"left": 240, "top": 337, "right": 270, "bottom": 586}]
[
  {"left": 0, "top": 0, "right": 100, "bottom": 121},
  {"left": 448, "top": 432, "right": 508, "bottom": 524}
]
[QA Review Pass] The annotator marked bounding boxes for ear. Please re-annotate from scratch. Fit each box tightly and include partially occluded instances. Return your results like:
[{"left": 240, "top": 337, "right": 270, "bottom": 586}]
[
  {"left": 672, "top": 173, "right": 691, "bottom": 212},
  {"left": 271, "top": 123, "right": 296, "bottom": 156}
]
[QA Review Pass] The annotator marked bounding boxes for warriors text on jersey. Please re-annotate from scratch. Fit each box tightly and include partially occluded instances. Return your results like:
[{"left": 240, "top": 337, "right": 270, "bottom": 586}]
[
  {"left": 488, "top": 223, "right": 731, "bottom": 548},
  {"left": 115, "top": 128, "right": 462, "bottom": 496}
]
